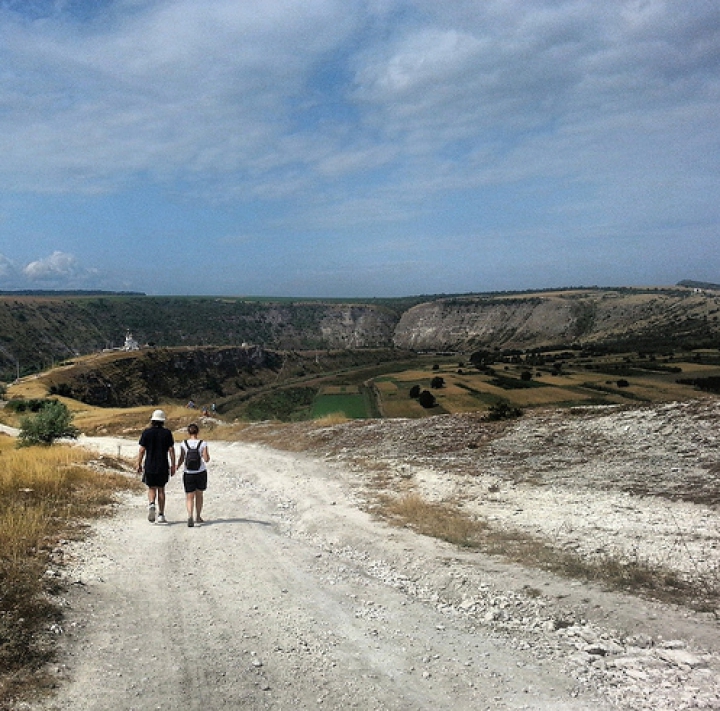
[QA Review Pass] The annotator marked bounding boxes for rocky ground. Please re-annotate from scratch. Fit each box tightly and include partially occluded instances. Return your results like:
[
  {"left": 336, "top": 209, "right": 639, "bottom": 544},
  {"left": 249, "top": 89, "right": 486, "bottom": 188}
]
[{"left": 18, "top": 398, "right": 720, "bottom": 710}]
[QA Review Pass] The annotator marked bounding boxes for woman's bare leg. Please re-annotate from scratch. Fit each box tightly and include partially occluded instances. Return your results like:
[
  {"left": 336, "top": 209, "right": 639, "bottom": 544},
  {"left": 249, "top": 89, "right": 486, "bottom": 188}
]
[{"left": 195, "top": 491, "right": 204, "bottom": 522}]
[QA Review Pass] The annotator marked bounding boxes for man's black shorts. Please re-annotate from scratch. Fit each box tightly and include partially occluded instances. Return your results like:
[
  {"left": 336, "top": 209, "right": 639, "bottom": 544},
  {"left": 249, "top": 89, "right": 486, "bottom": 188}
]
[
  {"left": 183, "top": 470, "right": 208, "bottom": 493},
  {"left": 142, "top": 471, "right": 170, "bottom": 488}
]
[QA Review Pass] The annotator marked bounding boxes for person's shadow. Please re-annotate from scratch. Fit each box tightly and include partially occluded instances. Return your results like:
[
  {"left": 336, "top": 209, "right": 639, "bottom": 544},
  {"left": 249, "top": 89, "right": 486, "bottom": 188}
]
[{"left": 186, "top": 517, "right": 273, "bottom": 527}]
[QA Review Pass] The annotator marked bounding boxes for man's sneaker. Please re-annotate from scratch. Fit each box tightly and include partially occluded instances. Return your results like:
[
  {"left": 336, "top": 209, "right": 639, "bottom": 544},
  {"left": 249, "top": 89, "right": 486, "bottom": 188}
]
[
  {"left": 157, "top": 514, "right": 167, "bottom": 524},
  {"left": 188, "top": 516, "right": 194, "bottom": 527},
  {"left": 148, "top": 504, "right": 156, "bottom": 523}
]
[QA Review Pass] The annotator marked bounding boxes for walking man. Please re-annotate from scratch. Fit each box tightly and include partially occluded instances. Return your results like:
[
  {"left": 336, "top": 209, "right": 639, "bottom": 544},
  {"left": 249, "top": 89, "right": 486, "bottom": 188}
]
[{"left": 137, "top": 409, "right": 176, "bottom": 523}]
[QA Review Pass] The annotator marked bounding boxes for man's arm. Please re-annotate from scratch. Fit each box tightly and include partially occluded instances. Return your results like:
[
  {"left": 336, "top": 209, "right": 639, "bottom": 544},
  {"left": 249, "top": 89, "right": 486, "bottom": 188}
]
[
  {"left": 137, "top": 445, "right": 146, "bottom": 473},
  {"left": 168, "top": 445, "right": 177, "bottom": 476}
]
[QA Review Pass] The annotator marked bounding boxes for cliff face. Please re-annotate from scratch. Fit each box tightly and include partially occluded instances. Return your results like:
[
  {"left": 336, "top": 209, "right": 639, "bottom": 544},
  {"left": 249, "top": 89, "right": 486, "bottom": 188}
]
[
  {"left": 393, "top": 290, "right": 720, "bottom": 351},
  {"left": 319, "top": 305, "right": 397, "bottom": 348},
  {"left": 393, "top": 296, "right": 580, "bottom": 350}
]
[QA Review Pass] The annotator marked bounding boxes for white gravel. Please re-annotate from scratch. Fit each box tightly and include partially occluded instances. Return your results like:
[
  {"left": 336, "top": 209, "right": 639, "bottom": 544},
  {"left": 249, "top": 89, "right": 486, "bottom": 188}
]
[{"left": 18, "top": 400, "right": 720, "bottom": 710}]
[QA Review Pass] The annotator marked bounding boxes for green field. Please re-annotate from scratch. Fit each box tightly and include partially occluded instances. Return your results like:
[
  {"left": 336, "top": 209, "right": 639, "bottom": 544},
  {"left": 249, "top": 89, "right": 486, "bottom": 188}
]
[{"left": 312, "top": 389, "right": 371, "bottom": 419}]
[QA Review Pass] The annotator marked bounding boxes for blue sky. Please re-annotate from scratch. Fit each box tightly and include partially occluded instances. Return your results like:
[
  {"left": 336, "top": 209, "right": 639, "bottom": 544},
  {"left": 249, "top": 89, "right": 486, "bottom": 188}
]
[{"left": 0, "top": 0, "right": 718, "bottom": 297}]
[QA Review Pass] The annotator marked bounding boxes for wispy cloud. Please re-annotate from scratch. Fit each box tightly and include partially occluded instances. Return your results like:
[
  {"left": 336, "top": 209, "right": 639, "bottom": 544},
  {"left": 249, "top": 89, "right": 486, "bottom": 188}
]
[
  {"left": 0, "top": 0, "right": 718, "bottom": 295},
  {"left": 0, "top": 253, "right": 18, "bottom": 281}
]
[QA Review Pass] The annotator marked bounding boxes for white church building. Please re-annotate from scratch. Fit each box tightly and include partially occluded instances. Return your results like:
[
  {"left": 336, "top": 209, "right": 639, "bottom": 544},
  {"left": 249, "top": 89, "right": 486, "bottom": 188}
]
[{"left": 123, "top": 331, "right": 140, "bottom": 351}]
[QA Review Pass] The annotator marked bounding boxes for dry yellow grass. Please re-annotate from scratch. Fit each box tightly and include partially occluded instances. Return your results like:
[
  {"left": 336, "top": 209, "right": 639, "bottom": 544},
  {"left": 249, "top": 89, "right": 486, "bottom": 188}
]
[
  {"left": 313, "top": 413, "right": 351, "bottom": 426},
  {"left": 381, "top": 398, "right": 431, "bottom": 418},
  {"left": 5, "top": 377, "right": 48, "bottom": 400},
  {"left": 0, "top": 436, "right": 141, "bottom": 707},
  {"left": 373, "top": 380, "right": 398, "bottom": 394},
  {"left": 380, "top": 493, "right": 484, "bottom": 547},
  {"left": 390, "top": 369, "right": 439, "bottom": 382}
]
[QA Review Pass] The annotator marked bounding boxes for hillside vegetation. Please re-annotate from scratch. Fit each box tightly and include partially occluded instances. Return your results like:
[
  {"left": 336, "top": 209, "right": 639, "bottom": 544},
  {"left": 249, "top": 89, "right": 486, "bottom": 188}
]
[
  {"left": 30, "top": 346, "right": 416, "bottom": 423},
  {"left": 1, "top": 286, "right": 719, "bottom": 383}
]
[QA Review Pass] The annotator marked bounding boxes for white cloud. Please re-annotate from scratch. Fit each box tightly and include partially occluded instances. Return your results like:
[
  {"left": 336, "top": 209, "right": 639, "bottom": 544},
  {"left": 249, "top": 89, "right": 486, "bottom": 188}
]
[
  {"left": 0, "top": 0, "right": 361, "bottom": 192},
  {"left": 1, "top": 0, "right": 718, "bottom": 206},
  {"left": 23, "top": 251, "right": 90, "bottom": 283}
]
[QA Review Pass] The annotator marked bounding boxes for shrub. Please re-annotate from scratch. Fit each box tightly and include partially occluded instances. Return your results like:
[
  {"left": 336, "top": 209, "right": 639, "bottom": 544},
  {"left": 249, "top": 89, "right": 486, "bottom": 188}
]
[
  {"left": 418, "top": 390, "right": 437, "bottom": 408},
  {"left": 486, "top": 401, "right": 523, "bottom": 421},
  {"left": 430, "top": 376, "right": 445, "bottom": 389},
  {"left": 470, "top": 350, "right": 495, "bottom": 368},
  {"left": 17, "top": 400, "right": 79, "bottom": 447},
  {"left": 409, "top": 384, "right": 421, "bottom": 399},
  {"left": 5, "top": 399, "right": 47, "bottom": 414},
  {"left": 617, "top": 379, "right": 630, "bottom": 388},
  {"left": 48, "top": 382, "right": 73, "bottom": 398}
]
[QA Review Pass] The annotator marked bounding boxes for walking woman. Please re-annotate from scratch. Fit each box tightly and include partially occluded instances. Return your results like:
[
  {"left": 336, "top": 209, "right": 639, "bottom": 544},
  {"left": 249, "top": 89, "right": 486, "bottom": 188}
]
[{"left": 177, "top": 422, "right": 210, "bottom": 527}]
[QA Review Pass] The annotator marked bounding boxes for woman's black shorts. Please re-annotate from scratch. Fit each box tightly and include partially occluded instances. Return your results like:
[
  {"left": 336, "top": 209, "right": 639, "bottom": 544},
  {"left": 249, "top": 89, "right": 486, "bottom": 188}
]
[{"left": 183, "top": 470, "right": 208, "bottom": 493}]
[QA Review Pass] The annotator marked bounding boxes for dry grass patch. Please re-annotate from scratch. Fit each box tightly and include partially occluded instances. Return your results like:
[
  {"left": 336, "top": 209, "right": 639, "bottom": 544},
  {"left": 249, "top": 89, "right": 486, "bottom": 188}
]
[
  {"left": 0, "top": 439, "right": 141, "bottom": 709},
  {"left": 222, "top": 421, "right": 320, "bottom": 452},
  {"left": 373, "top": 491, "right": 720, "bottom": 613},
  {"left": 313, "top": 413, "right": 351, "bottom": 426},
  {"left": 74, "top": 403, "right": 194, "bottom": 436},
  {"left": 378, "top": 493, "right": 486, "bottom": 548}
]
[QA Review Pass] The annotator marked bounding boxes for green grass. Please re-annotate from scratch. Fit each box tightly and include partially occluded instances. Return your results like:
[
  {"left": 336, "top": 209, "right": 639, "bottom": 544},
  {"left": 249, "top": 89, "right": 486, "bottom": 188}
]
[{"left": 312, "top": 393, "right": 371, "bottom": 419}]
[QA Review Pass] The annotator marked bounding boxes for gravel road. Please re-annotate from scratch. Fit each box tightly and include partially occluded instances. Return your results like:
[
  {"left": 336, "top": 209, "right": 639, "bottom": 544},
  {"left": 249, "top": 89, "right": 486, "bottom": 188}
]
[{"left": 22, "top": 402, "right": 720, "bottom": 710}]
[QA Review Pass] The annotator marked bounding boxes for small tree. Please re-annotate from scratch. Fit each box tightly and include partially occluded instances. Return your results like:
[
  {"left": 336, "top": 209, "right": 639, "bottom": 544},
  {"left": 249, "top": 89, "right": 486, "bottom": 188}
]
[
  {"left": 430, "top": 376, "right": 445, "bottom": 389},
  {"left": 18, "top": 400, "right": 78, "bottom": 447},
  {"left": 418, "top": 390, "right": 437, "bottom": 409},
  {"left": 409, "top": 384, "right": 421, "bottom": 398}
]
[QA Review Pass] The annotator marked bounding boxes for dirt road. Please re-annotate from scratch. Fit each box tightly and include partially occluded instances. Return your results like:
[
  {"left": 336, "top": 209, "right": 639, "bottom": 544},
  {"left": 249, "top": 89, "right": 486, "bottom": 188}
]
[{"left": 27, "top": 420, "right": 720, "bottom": 711}]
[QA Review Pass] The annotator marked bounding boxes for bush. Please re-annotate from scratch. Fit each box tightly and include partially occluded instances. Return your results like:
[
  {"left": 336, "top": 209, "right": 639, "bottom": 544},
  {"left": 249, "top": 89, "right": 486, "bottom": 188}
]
[
  {"left": 470, "top": 350, "right": 495, "bottom": 368},
  {"left": 17, "top": 400, "right": 79, "bottom": 447},
  {"left": 486, "top": 401, "right": 523, "bottom": 421},
  {"left": 430, "top": 376, "right": 445, "bottom": 389},
  {"left": 48, "top": 382, "right": 73, "bottom": 398},
  {"left": 5, "top": 399, "right": 47, "bottom": 414},
  {"left": 418, "top": 390, "right": 437, "bottom": 408},
  {"left": 409, "top": 384, "right": 421, "bottom": 399}
]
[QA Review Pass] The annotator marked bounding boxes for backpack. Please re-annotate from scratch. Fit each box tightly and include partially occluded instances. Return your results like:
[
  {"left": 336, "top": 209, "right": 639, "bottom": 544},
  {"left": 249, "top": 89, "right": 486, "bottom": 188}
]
[{"left": 184, "top": 440, "right": 203, "bottom": 470}]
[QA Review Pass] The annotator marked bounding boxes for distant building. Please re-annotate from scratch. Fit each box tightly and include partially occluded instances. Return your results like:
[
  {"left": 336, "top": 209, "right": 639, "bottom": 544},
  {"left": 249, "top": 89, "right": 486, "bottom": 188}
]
[{"left": 123, "top": 331, "right": 140, "bottom": 351}]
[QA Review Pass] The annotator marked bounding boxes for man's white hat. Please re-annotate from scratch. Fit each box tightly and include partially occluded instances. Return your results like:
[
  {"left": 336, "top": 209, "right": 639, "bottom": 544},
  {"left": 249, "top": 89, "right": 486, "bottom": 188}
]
[{"left": 151, "top": 409, "right": 166, "bottom": 422}]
